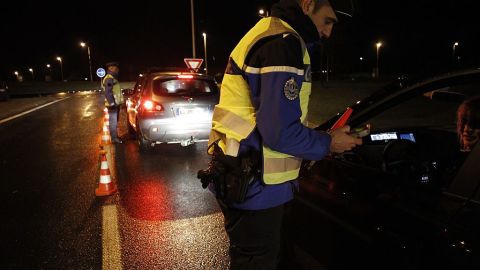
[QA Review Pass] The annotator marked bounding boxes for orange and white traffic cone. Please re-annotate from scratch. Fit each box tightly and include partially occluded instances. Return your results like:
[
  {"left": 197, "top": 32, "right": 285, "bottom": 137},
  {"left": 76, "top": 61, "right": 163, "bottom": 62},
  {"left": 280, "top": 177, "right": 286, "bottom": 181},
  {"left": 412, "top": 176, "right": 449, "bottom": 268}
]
[
  {"left": 103, "top": 107, "right": 109, "bottom": 118},
  {"left": 95, "top": 150, "right": 118, "bottom": 196},
  {"left": 103, "top": 116, "right": 109, "bottom": 127},
  {"left": 101, "top": 123, "right": 111, "bottom": 145}
]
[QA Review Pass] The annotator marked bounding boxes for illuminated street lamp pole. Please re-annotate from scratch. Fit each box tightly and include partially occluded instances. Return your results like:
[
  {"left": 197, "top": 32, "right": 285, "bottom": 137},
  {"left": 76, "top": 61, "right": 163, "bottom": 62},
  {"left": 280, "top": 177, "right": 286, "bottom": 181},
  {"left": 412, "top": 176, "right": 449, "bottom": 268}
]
[
  {"left": 375, "top": 42, "right": 383, "bottom": 78},
  {"left": 452, "top": 42, "right": 459, "bottom": 66},
  {"left": 202, "top": 32, "right": 208, "bottom": 74},
  {"left": 28, "top": 68, "right": 34, "bottom": 80},
  {"left": 80, "top": 42, "right": 93, "bottom": 81},
  {"left": 56, "top": 56, "right": 64, "bottom": 81},
  {"left": 191, "top": 0, "right": 196, "bottom": 58}
]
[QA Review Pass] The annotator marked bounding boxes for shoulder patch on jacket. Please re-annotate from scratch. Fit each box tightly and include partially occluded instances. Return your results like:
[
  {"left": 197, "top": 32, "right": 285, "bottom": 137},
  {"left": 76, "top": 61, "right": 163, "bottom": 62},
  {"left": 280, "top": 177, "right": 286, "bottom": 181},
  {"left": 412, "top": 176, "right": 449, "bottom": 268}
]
[{"left": 284, "top": 77, "right": 299, "bottom": 100}]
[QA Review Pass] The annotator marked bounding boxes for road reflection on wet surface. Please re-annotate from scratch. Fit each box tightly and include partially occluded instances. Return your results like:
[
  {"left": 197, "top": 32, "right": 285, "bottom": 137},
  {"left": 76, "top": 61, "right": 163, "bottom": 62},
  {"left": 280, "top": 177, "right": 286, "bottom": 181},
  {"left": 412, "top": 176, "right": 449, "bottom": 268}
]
[{"left": 114, "top": 128, "right": 229, "bottom": 269}]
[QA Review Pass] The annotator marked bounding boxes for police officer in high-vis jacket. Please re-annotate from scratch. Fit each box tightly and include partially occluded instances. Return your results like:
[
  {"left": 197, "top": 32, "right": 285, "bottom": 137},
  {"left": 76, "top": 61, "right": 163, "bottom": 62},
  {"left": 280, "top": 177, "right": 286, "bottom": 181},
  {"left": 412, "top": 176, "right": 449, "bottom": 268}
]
[
  {"left": 103, "top": 62, "right": 123, "bottom": 144},
  {"left": 201, "top": 0, "right": 362, "bottom": 268}
]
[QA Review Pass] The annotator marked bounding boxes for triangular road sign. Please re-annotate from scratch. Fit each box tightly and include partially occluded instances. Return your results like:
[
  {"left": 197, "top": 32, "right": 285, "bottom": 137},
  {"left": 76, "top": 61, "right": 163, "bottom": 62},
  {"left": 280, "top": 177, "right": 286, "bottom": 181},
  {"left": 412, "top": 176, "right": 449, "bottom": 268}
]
[{"left": 184, "top": 58, "right": 204, "bottom": 72}]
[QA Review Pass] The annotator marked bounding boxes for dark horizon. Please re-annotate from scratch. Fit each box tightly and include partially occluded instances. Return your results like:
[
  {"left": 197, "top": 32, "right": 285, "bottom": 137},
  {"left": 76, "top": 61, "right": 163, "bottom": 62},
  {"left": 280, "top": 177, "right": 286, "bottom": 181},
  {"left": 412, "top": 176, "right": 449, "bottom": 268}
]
[{"left": 1, "top": 0, "right": 479, "bottom": 82}]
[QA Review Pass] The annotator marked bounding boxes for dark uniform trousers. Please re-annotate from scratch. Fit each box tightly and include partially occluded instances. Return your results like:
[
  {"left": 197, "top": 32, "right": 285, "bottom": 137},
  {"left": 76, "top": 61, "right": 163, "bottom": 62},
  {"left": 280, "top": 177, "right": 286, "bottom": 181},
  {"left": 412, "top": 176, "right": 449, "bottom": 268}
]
[
  {"left": 219, "top": 201, "right": 295, "bottom": 270},
  {"left": 107, "top": 105, "right": 121, "bottom": 140}
]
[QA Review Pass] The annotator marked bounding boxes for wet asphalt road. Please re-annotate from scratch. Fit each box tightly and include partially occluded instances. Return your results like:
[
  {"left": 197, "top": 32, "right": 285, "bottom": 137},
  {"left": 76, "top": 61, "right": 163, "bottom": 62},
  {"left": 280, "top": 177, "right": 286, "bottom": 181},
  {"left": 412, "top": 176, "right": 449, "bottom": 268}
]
[{"left": 0, "top": 92, "right": 229, "bottom": 269}]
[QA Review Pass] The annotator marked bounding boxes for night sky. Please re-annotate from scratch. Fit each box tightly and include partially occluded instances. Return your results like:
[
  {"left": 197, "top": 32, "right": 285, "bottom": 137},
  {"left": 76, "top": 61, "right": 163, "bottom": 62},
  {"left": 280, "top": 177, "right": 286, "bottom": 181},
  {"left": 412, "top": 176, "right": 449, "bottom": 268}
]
[{"left": 1, "top": 0, "right": 479, "bottom": 81}]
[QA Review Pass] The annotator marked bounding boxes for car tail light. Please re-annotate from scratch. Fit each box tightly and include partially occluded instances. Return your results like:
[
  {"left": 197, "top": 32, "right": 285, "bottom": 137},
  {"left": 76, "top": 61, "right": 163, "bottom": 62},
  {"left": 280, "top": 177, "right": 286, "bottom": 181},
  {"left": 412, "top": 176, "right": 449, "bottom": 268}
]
[
  {"left": 178, "top": 74, "right": 194, "bottom": 79},
  {"left": 142, "top": 100, "right": 163, "bottom": 112}
]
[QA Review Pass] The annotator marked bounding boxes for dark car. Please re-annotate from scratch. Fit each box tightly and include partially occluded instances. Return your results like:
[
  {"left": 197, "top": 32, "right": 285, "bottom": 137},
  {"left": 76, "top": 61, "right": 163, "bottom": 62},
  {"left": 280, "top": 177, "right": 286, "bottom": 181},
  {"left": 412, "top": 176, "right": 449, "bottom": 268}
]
[
  {"left": 125, "top": 70, "right": 219, "bottom": 152},
  {"left": 288, "top": 69, "right": 480, "bottom": 270},
  {"left": 0, "top": 82, "right": 9, "bottom": 101}
]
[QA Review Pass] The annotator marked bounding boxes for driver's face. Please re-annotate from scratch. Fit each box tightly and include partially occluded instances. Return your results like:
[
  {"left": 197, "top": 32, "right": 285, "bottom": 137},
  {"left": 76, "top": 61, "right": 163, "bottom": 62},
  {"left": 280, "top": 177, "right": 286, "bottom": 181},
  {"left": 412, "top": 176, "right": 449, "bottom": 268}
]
[{"left": 461, "top": 123, "right": 480, "bottom": 151}]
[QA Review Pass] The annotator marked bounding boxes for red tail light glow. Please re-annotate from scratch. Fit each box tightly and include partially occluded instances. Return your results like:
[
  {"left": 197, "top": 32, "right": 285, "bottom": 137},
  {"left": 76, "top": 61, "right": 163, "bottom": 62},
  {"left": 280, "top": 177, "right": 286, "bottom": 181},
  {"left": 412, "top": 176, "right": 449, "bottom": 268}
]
[
  {"left": 177, "top": 74, "right": 194, "bottom": 79},
  {"left": 143, "top": 100, "right": 163, "bottom": 112}
]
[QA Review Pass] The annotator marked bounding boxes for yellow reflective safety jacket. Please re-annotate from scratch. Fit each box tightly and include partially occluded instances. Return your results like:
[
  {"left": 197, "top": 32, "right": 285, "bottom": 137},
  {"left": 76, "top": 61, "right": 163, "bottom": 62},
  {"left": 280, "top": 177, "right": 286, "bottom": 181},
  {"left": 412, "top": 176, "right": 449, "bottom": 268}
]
[
  {"left": 208, "top": 17, "right": 313, "bottom": 185},
  {"left": 103, "top": 73, "right": 123, "bottom": 106}
]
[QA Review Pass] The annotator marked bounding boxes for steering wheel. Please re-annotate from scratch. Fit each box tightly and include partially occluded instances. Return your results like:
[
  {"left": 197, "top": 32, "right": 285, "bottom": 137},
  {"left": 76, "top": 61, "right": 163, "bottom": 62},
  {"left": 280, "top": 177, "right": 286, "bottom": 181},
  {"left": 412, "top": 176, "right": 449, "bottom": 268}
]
[{"left": 382, "top": 139, "right": 426, "bottom": 181}]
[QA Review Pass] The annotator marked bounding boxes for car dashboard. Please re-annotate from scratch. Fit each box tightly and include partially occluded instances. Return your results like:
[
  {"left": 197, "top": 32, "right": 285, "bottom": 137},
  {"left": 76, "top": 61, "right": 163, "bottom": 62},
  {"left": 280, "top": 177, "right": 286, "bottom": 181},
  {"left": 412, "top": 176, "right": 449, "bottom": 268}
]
[{"left": 338, "top": 126, "right": 461, "bottom": 186}]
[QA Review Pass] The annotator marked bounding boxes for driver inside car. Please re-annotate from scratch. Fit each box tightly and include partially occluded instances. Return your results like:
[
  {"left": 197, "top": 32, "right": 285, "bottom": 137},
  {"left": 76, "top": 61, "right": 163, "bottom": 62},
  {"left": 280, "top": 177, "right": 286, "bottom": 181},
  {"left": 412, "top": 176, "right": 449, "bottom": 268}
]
[
  {"left": 457, "top": 96, "right": 480, "bottom": 152},
  {"left": 443, "top": 95, "right": 480, "bottom": 183}
]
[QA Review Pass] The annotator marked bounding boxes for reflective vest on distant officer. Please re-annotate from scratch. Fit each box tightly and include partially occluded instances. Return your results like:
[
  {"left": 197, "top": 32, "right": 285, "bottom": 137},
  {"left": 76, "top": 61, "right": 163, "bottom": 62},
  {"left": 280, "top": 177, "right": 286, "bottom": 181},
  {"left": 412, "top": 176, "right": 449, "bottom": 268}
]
[
  {"left": 103, "top": 74, "right": 123, "bottom": 106},
  {"left": 209, "top": 17, "right": 312, "bottom": 185}
]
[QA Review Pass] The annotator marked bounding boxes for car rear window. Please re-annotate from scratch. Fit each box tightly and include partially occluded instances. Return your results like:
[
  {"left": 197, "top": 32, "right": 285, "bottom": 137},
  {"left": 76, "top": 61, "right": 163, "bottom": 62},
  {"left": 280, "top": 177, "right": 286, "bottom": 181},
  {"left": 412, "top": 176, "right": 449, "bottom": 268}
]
[{"left": 152, "top": 78, "right": 218, "bottom": 96}]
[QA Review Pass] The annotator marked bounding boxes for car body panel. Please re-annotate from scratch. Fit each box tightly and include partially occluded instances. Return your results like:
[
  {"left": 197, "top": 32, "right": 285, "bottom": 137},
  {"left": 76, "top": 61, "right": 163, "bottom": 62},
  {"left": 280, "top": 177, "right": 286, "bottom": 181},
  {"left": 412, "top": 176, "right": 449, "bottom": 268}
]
[
  {"left": 291, "top": 69, "right": 480, "bottom": 269},
  {"left": 126, "top": 71, "right": 218, "bottom": 146}
]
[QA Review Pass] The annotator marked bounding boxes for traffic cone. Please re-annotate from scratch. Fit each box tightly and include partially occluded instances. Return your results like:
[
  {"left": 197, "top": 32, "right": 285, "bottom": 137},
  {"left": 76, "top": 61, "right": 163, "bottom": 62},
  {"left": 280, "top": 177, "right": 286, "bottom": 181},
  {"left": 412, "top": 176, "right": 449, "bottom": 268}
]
[
  {"left": 95, "top": 150, "right": 117, "bottom": 196},
  {"left": 101, "top": 124, "right": 111, "bottom": 145},
  {"left": 103, "top": 108, "right": 110, "bottom": 122},
  {"left": 103, "top": 116, "right": 109, "bottom": 127}
]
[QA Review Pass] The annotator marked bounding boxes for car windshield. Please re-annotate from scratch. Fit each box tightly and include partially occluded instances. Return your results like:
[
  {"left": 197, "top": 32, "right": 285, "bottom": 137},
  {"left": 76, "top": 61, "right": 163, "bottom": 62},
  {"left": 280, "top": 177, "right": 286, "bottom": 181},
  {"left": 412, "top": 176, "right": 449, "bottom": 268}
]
[{"left": 153, "top": 78, "right": 217, "bottom": 96}]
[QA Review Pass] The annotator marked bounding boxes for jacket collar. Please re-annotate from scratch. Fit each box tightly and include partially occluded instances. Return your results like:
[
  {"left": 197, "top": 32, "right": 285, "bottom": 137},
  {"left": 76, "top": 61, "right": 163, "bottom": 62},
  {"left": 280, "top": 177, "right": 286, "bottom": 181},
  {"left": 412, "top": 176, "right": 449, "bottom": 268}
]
[{"left": 271, "top": 0, "right": 321, "bottom": 44}]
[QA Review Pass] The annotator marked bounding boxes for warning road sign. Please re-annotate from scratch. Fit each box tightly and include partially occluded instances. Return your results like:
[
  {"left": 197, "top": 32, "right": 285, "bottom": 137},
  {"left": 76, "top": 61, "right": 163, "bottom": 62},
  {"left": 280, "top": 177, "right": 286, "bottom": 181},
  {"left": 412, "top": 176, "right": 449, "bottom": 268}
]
[{"left": 184, "top": 58, "right": 204, "bottom": 73}]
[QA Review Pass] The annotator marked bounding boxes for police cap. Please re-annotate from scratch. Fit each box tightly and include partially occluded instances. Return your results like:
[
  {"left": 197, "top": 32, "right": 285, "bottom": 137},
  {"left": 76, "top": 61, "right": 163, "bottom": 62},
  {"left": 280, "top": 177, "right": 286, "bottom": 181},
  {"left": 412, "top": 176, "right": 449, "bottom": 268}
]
[{"left": 329, "top": 0, "right": 356, "bottom": 18}]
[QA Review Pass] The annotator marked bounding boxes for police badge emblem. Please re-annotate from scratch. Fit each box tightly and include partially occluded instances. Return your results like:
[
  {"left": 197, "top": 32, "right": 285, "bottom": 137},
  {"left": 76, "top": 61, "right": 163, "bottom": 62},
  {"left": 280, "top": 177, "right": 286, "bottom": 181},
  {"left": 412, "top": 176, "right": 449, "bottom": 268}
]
[{"left": 284, "top": 77, "right": 299, "bottom": 100}]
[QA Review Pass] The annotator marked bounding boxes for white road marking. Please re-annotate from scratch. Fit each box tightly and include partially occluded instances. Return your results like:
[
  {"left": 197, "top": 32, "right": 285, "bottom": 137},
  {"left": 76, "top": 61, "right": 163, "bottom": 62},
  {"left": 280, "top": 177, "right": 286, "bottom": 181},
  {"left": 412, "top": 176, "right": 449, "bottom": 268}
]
[
  {"left": 102, "top": 204, "right": 123, "bottom": 270},
  {"left": 0, "top": 97, "right": 71, "bottom": 125}
]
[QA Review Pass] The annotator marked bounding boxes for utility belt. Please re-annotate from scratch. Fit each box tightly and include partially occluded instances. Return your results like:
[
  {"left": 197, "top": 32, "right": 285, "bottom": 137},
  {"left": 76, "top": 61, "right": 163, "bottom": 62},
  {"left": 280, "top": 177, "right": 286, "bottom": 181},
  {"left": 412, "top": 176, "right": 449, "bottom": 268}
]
[{"left": 197, "top": 143, "right": 260, "bottom": 205}]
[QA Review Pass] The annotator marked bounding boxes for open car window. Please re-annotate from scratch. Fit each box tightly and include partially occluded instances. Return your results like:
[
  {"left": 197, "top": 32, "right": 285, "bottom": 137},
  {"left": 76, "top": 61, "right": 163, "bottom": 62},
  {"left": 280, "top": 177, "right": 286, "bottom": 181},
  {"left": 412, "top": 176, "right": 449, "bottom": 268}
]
[{"left": 346, "top": 81, "right": 480, "bottom": 189}]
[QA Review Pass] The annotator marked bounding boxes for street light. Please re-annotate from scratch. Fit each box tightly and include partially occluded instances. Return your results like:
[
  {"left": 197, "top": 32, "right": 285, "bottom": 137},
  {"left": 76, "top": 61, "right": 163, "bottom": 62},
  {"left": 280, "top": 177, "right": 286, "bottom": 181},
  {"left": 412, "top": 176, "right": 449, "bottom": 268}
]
[
  {"left": 375, "top": 42, "right": 383, "bottom": 78},
  {"left": 56, "top": 56, "right": 64, "bottom": 81},
  {"left": 202, "top": 32, "right": 208, "bottom": 74},
  {"left": 259, "top": 8, "right": 268, "bottom": 17},
  {"left": 80, "top": 41, "right": 93, "bottom": 81},
  {"left": 452, "top": 42, "right": 459, "bottom": 65},
  {"left": 28, "top": 68, "right": 34, "bottom": 80},
  {"left": 14, "top": 71, "right": 19, "bottom": 76},
  {"left": 190, "top": 0, "right": 196, "bottom": 58}
]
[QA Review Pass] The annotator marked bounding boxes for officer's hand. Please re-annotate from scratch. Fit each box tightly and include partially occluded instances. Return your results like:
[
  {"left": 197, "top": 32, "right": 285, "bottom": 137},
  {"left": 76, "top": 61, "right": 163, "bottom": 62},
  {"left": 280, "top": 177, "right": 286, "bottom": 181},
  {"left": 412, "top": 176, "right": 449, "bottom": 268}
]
[
  {"left": 328, "top": 126, "right": 363, "bottom": 154},
  {"left": 110, "top": 102, "right": 116, "bottom": 107}
]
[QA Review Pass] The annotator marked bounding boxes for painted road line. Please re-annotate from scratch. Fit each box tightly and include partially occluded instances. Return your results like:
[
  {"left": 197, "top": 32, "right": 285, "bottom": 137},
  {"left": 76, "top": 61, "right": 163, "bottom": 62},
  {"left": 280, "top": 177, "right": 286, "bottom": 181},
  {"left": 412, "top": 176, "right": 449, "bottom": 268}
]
[
  {"left": 0, "top": 97, "right": 71, "bottom": 125},
  {"left": 102, "top": 204, "right": 123, "bottom": 270}
]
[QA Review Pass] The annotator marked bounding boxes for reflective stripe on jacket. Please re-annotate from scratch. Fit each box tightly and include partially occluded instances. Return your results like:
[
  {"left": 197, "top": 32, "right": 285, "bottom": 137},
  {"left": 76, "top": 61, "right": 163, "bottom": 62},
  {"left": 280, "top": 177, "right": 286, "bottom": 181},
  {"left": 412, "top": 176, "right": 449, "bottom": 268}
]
[
  {"left": 208, "top": 17, "right": 312, "bottom": 185},
  {"left": 103, "top": 74, "right": 123, "bottom": 106}
]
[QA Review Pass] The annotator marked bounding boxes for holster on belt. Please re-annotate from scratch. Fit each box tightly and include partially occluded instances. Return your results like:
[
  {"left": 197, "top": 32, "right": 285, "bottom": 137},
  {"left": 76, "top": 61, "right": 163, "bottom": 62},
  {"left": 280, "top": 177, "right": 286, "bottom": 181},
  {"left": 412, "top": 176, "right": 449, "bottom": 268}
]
[{"left": 197, "top": 143, "right": 259, "bottom": 205}]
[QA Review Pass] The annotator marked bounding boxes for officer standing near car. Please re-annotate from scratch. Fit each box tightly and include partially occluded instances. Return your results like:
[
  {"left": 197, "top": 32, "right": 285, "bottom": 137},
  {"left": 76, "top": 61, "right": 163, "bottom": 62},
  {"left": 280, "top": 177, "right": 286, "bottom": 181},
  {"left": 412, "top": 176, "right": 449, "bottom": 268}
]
[
  {"left": 198, "top": 0, "right": 361, "bottom": 269},
  {"left": 103, "top": 62, "right": 123, "bottom": 144}
]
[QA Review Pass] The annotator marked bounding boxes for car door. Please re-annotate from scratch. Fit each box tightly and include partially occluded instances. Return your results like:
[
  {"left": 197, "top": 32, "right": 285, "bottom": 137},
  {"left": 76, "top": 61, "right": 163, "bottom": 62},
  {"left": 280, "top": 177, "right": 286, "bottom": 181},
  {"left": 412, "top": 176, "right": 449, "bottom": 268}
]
[
  {"left": 291, "top": 74, "right": 480, "bottom": 270},
  {"left": 439, "top": 143, "right": 480, "bottom": 269}
]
